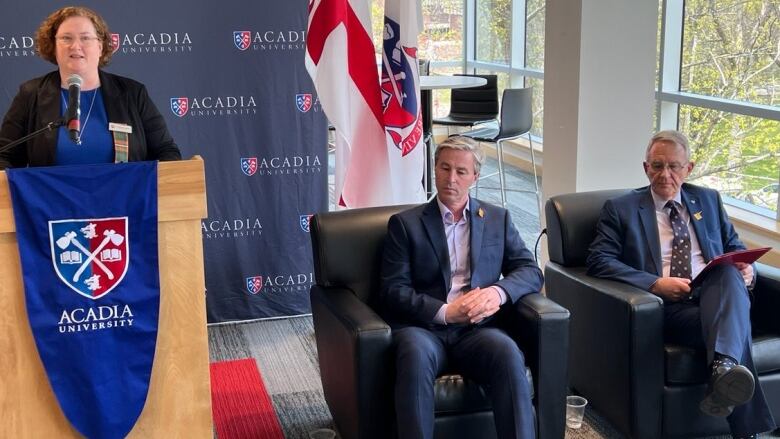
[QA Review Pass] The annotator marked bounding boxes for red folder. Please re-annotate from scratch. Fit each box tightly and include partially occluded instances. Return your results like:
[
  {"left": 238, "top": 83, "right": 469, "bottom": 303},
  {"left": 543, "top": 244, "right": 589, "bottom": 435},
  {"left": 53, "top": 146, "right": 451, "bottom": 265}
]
[{"left": 690, "top": 247, "right": 772, "bottom": 288}]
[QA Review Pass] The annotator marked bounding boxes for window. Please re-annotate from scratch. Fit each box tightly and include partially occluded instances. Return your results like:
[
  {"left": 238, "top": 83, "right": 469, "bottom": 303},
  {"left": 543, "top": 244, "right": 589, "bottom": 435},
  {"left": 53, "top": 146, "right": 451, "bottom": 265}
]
[
  {"left": 476, "top": 0, "right": 511, "bottom": 64},
  {"left": 420, "top": 0, "right": 464, "bottom": 64},
  {"left": 369, "top": 0, "right": 546, "bottom": 137},
  {"left": 525, "top": 0, "right": 545, "bottom": 71},
  {"left": 421, "top": 0, "right": 465, "bottom": 117},
  {"left": 659, "top": 0, "right": 780, "bottom": 217},
  {"left": 371, "top": 0, "right": 465, "bottom": 118},
  {"left": 470, "top": 0, "right": 546, "bottom": 137}
]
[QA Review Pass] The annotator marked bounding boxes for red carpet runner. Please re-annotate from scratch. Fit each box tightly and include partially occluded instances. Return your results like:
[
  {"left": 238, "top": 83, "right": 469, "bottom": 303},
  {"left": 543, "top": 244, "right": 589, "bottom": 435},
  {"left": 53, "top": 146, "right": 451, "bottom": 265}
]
[{"left": 210, "top": 358, "right": 285, "bottom": 439}]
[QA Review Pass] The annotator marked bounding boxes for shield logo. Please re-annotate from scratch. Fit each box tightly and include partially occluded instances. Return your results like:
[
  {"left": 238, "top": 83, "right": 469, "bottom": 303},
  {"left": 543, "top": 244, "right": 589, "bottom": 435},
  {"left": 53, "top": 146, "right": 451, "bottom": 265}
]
[
  {"left": 299, "top": 214, "right": 313, "bottom": 233},
  {"left": 296, "top": 94, "right": 312, "bottom": 113},
  {"left": 49, "top": 217, "right": 129, "bottom": 300},
  {"left": 241, "top": 157, "right": 258, "bottom": 176},
  {"left": 234, "top": 31, "right": 251, "bottom": 51},
  {"left": 110, "top": 33, "right": 120, "bottom": 54},
  {"left": 246, "top": 276, "right": 262, "bottom": 295},
  {"left": 170, "top": 97, "right": 189, "bottom": 117}
]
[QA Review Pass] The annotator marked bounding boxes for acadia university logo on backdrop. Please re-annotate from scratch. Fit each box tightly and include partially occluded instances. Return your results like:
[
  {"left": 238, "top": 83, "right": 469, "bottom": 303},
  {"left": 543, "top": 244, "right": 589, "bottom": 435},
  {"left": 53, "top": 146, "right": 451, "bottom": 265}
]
[
  {"left": 170, "top": 95, "right": 257, "bottom": 117},
  {"left": 243, "top": 273, "right": 315, "bottom": 296},
  {"left": 0, "top": 35, "right": 36, "bottom": 57},
  {"left": 232, "top": 29, "right": 306, "bottom": 51},
  {"left": 110, "top": 31, "right": 193, "bottom": 54},
  {"left": 201, "top": 217, "right": 263, "bottom": 240}
]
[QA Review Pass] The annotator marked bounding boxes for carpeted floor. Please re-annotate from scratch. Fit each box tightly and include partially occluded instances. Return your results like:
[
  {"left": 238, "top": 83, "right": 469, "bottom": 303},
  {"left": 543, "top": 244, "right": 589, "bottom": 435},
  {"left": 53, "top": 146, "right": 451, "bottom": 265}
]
[
  {"left": 206, "top": 317, "right": 573, "bottom": 438},
  {"left": 210, "top": 358, "right": 285, "bottom": 439},
  {"left": 208, "top": 316, "right": 780, "bottom": 439},
  {"left": 209, "top": 316, "right": 338, "bottom": 439}
]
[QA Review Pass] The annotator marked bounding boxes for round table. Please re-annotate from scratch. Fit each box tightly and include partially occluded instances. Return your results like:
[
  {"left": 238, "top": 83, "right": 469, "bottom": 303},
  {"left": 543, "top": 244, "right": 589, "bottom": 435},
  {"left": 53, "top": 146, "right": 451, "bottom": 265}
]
[{"left": 420, "top": 75, "right": 487, "bottom": 90}]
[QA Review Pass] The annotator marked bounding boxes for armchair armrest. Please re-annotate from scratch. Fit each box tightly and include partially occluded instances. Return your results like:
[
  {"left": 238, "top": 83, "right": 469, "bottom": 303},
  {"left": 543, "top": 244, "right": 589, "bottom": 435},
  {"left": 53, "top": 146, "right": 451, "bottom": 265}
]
[
  {"left": 506, "top": 293, "right": 569, "bottom": 439},
  {"left": 544, "top": 263, "right": 665, "bottom": 439},
  {"left": 310, "top": 285, "right": 394, "bottom": 439},
  {"left": 753, "top": 263, "right": 780, "bottom": 334}
]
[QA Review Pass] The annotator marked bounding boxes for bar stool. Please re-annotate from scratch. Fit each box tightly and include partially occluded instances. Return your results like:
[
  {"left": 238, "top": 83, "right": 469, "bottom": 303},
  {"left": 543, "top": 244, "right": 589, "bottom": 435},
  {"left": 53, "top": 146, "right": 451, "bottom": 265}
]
[
  {"left": 433, "top": 74, "right": 498, "bottom": 136},
  {"left": 459, "top": 88, "right": 541, "bottom": 224}
]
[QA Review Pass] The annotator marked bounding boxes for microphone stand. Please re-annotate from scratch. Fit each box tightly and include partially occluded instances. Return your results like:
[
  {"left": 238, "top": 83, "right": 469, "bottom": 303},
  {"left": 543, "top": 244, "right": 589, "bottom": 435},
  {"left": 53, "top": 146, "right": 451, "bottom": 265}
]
[{"left": 0, "top": 118, "right": 66, "bottom": 156}]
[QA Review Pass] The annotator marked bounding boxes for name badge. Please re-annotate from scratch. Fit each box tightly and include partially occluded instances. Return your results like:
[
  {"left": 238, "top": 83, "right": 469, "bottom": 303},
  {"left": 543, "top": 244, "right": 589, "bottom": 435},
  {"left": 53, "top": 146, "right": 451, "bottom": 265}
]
[{"left": 109, "top": 123, "right": 133, "bottom": 134}]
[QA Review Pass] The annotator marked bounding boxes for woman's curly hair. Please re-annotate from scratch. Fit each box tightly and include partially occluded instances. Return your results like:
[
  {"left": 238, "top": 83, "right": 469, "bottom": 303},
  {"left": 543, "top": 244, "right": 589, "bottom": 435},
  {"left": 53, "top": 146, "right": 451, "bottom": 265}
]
[{"left": 35, "top": 6, "right": 113, "bottom": 67}]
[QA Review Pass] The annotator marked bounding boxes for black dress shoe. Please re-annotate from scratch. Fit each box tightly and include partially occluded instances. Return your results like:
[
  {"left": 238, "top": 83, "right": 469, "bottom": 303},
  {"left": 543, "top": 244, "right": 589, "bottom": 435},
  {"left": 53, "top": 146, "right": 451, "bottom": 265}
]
[{"left": 699, "top": 357, "right": 755, "bottom": 417}]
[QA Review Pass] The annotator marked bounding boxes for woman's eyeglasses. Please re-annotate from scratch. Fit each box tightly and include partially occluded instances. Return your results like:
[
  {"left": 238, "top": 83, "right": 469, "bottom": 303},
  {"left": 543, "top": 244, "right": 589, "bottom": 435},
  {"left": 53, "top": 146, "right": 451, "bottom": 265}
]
[{"left": 55, "top": 35, "right": 101, "bottom": 46}]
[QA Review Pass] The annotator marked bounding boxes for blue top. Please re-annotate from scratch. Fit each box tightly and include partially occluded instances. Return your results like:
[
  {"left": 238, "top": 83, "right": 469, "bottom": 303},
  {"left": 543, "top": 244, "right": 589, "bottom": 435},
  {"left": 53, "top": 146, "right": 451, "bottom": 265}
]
[{"left": 56, "top": 88, "right": 114, "bottom": 165}]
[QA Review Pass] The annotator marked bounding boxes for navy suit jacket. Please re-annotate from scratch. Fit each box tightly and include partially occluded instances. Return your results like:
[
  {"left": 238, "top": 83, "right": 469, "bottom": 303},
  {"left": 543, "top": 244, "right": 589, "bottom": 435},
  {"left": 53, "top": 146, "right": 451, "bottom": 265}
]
[
  {"left": 587, "top": 183, "right": 746, "bottom": 291},
  {"left": 379, "top": 197, "right": 543, "bottom": 328}
]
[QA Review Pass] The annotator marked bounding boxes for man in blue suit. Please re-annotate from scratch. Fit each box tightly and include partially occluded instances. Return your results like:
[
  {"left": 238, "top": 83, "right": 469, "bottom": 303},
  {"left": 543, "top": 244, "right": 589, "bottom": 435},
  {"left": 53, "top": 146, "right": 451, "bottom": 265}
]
[
  {"left": 380, "top": 136, "right": 543, "bottom": 439},
  {"left": 587, "top": 130, "right": 776, "bottom": 438}
]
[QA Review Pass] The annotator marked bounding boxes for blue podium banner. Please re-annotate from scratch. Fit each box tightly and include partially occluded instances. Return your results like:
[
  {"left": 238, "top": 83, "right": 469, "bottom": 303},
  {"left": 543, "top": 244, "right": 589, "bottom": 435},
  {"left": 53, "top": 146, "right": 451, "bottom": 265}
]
[{"left": 7, "top": 162, "right": 159, "bottom": 439}]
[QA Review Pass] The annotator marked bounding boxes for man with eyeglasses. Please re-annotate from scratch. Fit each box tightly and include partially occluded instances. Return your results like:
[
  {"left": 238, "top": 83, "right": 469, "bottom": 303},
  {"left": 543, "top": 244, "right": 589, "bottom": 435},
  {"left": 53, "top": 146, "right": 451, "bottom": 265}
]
[{"left": 586, "top": 130, "right": 776, "bottom": 438}]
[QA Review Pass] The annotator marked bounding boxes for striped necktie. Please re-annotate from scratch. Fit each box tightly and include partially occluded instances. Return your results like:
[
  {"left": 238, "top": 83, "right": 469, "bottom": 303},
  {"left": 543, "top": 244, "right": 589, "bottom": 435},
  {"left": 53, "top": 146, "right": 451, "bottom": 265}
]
[{"left": 666, "top": 200, "right": 692, "bottom": 279}]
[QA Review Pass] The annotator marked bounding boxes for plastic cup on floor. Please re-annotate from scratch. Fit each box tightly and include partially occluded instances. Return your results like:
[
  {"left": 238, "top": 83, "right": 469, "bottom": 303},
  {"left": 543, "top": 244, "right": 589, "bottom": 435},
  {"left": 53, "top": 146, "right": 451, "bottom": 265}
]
[
  {"left": 566, "top": 395, "right": 588, "bottom": 429},
  {"left": 309, "top": 428, "right": 336, "bottom": 439}
]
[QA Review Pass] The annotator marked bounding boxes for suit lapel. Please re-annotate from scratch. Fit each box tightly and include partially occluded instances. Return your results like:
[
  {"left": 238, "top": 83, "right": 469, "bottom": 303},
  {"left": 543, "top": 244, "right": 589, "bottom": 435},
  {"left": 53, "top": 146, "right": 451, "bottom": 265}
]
[
  {"left": 638, "top": 190, "right": 662, "bottom": 276},
  {"left": 469, "top": 198, "right": 484, "bottom": 282},
  {"left": 98, "top": 70, "right": 122, "bottom": 124},
  {"left": 421, "top": 200, "right": 451, "bottom": 291},
  {"left": 682, "top": 189, "right": 712, "bottom": 261},
  {"left": 37, "top": 74, "right": 61, "bottom": 164}
]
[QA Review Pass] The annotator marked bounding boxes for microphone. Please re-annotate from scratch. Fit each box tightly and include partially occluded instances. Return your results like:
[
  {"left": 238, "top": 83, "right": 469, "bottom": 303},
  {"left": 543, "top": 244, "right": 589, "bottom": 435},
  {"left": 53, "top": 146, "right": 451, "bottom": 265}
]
[{"left": 66, "top": 74, "right": 82, "bottom": 143}]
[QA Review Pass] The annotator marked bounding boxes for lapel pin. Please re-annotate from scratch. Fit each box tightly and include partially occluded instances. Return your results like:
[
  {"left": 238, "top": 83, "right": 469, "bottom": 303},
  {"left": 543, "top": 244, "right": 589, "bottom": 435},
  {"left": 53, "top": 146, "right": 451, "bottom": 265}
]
[
  {"left": 478, "top": 208, "right": 484, "bottom": 218},
  {"left": 693, "top": 211, "right": 703, "bottom": 221}
]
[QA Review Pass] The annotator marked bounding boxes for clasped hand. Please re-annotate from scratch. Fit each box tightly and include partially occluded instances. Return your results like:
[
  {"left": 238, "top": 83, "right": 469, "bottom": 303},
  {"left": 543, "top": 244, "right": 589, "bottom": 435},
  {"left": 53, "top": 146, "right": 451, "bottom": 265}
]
[{"left": 445, "top": 287, "right": 501, "bottom": 324}]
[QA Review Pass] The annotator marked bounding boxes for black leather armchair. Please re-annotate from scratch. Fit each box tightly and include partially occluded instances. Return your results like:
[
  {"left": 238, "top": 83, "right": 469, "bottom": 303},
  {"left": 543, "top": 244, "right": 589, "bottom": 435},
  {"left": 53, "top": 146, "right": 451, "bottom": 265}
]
[
  {"left": 309, "top": 204, "right": 570, "bottom": 439},
  {"left": 544, "top": 189, "right": 780, "bottom": 439}
]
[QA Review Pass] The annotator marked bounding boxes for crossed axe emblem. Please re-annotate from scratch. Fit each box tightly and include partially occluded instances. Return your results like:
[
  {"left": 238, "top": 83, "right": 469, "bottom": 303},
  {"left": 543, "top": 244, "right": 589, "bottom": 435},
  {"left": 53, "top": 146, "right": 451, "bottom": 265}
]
[{"left": 55, "top": 229, "right": 125, "bottom": 283}]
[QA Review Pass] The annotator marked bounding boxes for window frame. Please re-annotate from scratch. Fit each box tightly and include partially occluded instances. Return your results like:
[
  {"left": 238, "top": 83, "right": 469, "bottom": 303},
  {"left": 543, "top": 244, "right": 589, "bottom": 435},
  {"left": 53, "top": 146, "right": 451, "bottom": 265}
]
[{"left": 656, "top": 0, "right": 780, "bottom": 218}]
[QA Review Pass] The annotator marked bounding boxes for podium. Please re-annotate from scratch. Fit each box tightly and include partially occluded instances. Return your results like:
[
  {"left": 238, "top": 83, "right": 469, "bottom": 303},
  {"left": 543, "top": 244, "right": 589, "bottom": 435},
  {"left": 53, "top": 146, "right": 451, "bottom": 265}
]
[{"left": 0, "top": 158, "right": 212, "bottom": 437}]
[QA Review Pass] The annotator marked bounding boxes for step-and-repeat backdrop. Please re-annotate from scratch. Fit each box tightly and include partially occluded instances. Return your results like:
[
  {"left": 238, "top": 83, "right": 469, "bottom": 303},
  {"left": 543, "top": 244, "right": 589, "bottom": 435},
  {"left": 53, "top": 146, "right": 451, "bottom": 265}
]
[{"left": 0, "top": 1, "right": 328, "bottom": 322}]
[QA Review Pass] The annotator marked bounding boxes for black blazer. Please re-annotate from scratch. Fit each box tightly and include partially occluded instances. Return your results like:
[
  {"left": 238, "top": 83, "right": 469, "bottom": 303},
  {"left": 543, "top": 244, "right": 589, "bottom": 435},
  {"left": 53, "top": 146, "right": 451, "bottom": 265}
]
[{"left": 0, "top": 70, "right": 181, "bottom": 169}]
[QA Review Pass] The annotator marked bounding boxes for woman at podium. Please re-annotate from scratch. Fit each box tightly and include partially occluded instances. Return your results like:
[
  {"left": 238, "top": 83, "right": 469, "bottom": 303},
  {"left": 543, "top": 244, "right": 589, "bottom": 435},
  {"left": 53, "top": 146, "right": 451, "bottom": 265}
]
[{"left": 0, "top": 6, "right": 181, "bottom": 169}]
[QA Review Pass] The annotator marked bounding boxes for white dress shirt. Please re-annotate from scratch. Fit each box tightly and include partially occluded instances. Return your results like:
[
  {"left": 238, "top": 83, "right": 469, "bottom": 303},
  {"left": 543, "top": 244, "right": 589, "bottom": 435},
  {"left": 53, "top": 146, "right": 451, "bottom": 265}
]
[
  {"left": 651, "top": 190, "right": 707, "bottom": 279},
  {"left": 433, "top": 197, "right": 507, "bottom": 324},
  {"left": 651, "top": 190, "right": 751, "bottom": 285}
]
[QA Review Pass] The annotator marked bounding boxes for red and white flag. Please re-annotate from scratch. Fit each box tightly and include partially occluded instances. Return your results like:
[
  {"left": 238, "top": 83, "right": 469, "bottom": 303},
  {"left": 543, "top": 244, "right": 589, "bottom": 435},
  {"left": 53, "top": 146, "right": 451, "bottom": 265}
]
[
  {"left": 305, "top": 0, "right": 393, "bottom": 208},
  {"left": 381, "top": 0, "right": 426, "bottom": 203}
]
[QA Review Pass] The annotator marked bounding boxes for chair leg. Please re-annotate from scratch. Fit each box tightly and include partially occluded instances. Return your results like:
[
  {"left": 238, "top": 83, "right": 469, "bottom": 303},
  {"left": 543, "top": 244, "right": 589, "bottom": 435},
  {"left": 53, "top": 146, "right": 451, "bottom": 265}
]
[
  {"left": 427, "top": 134, "right": 438, "bottom": 202},
  {"left": 528, "top": 134, "right": 543, "bottom": 230},
  {"left": 474, "top": 141, "right": 481, "bottom": 199},
  {"left": 423, "top": 135, "right": 429, "bottom": 197},
  {"left": 497, "top": 139, "right": 507, "bottom": 208}
]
